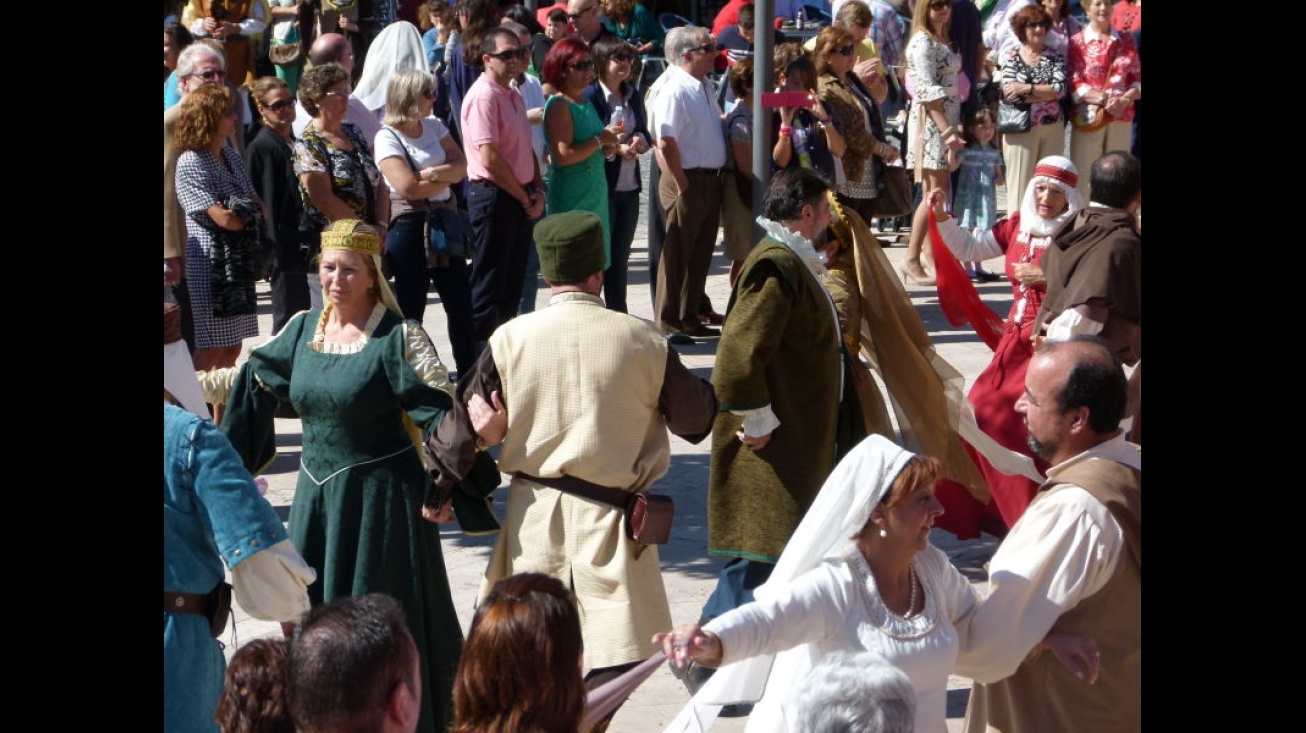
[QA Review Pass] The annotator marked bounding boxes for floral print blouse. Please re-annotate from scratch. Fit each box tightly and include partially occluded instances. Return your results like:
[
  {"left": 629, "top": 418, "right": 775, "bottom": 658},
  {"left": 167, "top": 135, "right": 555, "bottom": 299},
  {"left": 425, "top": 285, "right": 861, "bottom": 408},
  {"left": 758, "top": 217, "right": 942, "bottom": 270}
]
[
  {"left": 1068, "top": 27, "right": 1142, "bottom": 123},
  {"left": 293, "top": 122, "right": 382, "bottom": 232}
]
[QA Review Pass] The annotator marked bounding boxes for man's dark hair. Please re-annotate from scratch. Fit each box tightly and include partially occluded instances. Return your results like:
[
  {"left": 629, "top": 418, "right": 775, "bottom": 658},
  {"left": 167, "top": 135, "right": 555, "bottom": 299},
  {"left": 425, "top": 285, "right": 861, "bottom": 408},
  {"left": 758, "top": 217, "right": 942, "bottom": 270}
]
[
  {"left": 287, "top": 594, "right": 418, "bottom": 733},
  {"left": 480, "top": 26, "right": 520, "bottom": 59},
  {"left": 738, "top": 3, "right": 756, "bottom": 30},
  {"left": 1047, "top": 336, "right": 1128, "bottom": 433},
  {"left": 763, "top": 168, "right": 832, "bottom": 222},
  {"left": 1089, "top": 151, "right": 1141, "bottom": 209}
]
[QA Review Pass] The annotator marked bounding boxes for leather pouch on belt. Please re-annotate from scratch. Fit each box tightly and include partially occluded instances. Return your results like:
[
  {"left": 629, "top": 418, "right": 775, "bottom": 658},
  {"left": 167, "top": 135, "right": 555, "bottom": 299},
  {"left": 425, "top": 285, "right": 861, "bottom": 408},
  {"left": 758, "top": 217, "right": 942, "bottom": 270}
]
[{"left": 626, "top": 494, "right": 674, "bottom": 545}]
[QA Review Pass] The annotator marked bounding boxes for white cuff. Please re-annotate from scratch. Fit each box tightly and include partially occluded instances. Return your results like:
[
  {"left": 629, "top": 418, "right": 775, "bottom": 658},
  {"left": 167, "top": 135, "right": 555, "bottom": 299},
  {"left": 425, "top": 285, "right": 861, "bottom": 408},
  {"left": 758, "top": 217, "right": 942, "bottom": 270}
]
[
  {"left": 232, "top": 539, "right": 316, "bottom": 622},
  {"left": 1045, "top": 310, "right": 1104, "bottom": 342},
  {"left": 731, "top": 405, "right": 781, "bottom": 438}
]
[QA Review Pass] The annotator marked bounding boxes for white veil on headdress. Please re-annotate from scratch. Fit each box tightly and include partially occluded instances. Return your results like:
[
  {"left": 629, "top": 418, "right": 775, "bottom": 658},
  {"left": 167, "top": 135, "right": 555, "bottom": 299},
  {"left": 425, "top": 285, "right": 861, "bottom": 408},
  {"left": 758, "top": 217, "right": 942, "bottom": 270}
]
[
  {"left": 1019, "top": 155, "right": 1084, "bottom": 237},
  {"left": 352, "top": 21, "right": 430, "bottom": 112},
  {"left": 662, "top": 435, "right": 913, "bottom": 733}
]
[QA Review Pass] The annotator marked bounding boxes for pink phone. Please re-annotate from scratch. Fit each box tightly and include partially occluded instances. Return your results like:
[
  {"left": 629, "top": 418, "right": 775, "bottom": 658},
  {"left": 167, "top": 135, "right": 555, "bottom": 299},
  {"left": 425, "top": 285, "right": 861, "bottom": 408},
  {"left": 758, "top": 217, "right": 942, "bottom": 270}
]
[{"left": 760, "top": 91, "right": 815, "bottom": 109}]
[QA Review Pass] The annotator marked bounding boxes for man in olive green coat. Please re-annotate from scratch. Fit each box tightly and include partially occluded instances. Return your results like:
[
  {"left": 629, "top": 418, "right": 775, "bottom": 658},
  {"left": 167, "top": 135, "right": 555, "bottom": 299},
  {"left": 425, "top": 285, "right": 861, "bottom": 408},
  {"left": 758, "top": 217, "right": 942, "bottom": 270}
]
[{"left": 701, "top": 168, "right": 842, "bottom": 626}]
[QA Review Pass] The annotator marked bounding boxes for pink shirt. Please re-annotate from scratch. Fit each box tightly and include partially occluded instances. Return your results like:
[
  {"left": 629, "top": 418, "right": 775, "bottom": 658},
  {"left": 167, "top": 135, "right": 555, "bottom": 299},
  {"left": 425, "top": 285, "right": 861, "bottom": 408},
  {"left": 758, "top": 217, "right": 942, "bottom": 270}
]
[{"left": 460, "top": 74, "right": 536, "bottom": 184}]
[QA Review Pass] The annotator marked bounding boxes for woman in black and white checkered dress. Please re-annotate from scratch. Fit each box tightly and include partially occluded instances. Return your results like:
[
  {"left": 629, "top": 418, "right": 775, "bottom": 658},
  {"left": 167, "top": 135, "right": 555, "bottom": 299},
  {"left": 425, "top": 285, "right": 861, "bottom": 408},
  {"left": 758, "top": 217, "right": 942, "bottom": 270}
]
[{"left": 175, "top": 83, "right": 260, "bottom": 376}]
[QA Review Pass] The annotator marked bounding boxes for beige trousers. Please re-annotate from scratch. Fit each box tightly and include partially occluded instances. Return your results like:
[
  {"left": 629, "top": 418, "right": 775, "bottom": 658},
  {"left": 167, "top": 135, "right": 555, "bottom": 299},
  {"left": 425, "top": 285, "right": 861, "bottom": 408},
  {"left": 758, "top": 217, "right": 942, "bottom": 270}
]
[
  {"left": 1001, "top": 122, "right": 1066, "bottom": 214},
  {"left": 1069, "top": 120, "right": 1133, "bottom": 200}
]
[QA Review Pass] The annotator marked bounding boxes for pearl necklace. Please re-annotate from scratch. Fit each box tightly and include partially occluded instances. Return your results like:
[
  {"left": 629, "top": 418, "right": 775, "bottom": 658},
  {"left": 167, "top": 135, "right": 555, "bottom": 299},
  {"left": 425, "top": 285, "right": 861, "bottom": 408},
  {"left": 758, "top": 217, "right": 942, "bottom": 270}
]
[{"left": 903, "top": 567, "right": 919, "bottom": 618}]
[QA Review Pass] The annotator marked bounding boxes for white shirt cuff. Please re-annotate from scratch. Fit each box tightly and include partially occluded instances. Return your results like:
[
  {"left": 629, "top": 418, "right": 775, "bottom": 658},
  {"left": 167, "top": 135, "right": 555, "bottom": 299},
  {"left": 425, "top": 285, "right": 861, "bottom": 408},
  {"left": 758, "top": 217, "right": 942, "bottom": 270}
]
[
  {"left": 731, "top": 405, "right": 781, "bottom": 438},
  {"left": 231, "top": 539, "right": 316, "bottom": 622}
]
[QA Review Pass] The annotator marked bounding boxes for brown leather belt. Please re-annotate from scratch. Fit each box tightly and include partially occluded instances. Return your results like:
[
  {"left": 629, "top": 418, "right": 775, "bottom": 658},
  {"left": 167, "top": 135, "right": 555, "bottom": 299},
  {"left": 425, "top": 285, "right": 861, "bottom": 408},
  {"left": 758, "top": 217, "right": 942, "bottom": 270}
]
[{"left": 164, "top": 591, "right": 211, "bottom": 616}]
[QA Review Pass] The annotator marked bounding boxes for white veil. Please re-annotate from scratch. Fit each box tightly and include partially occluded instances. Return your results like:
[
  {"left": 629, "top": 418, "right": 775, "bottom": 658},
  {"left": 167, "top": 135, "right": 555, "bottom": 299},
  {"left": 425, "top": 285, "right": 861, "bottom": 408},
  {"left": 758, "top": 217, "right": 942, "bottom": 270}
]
[
  {"left": 352, "top": 21, "right": 430, "bottom": 112},
  {"left": 662, "top": 435, "right": 913, "bottom": 732}
]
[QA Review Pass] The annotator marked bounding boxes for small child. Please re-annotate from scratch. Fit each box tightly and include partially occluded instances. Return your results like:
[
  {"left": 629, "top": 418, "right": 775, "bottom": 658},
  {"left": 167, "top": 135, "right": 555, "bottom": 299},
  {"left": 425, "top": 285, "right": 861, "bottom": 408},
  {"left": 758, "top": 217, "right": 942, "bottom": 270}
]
[{"left": 948, "top": 107, "right": 1006, "bottom": 282}]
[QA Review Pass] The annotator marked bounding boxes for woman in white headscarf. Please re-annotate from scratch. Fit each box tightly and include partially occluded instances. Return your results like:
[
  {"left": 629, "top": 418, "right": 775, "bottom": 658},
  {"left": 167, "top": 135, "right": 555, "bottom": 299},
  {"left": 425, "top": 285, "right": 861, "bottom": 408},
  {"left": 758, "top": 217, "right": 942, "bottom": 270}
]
[
  {"left": 353, "top": 20, "right": 431, "bottom": 114},
  {"left": 654, "top": 435, "right": 1095, "bottom": 733},
  {"left": 923, "top": 155, "right": 1085, "bottom": 540}
]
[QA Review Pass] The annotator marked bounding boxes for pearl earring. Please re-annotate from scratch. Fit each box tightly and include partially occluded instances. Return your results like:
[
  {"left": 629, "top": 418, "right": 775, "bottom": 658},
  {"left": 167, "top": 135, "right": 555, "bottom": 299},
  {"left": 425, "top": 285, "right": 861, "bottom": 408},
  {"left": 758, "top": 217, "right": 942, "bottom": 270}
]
[{"left": 878, "top": 527, "right": 887, "bottom": 538}]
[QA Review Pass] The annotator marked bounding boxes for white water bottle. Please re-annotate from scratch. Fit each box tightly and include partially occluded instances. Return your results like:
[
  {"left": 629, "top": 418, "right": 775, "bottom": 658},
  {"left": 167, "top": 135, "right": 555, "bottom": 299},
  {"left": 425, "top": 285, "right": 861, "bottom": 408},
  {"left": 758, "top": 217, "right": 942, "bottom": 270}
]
[
  {"left": 610, "top": 105, "right": 625, "bottom": 131},
  {"left": 796, "top": 8, "right": 805, "bottom": 29}
]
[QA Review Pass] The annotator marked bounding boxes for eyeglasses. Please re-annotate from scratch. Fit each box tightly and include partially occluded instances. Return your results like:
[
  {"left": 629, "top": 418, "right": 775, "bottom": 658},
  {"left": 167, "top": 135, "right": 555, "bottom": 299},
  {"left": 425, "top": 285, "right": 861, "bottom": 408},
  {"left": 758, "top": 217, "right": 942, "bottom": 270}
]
[
  {"left": 566, "top": 4, "right": 596, "bottom": 20},
  {"left": 689, "top": 43, "right": 718, "bottom": 55},
  {"left": 486, "top": 47, "right": 528, "bottom": 61},
  {"left": 260, "top": 98, "right": 294, "bottom": 112},
  {"left": 192, "top": 69, "right": 226, "bottom": 81},
  {"left": 834, "top": 44, "right": 856, "bottom": 56},
  {"left": 569, "top": 58, "right": 594, "bottom": 71},
  {"left": 1022, "top": 21, "right": 1050, "bottom": 29},
  {"left": 322, "top": 90, "right": 351, "bottom": 99},
  {"left": 929, "top": 0, "right": 950, "bottom": 9}
]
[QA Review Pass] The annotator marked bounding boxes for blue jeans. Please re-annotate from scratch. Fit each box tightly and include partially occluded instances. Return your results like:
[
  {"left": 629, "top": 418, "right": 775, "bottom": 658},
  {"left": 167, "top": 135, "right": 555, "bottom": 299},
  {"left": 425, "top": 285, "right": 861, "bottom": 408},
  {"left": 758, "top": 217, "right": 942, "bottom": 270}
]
[
  {"left": 467, "top": 180, "right": 535, "bottom": 341},
  {"left": 700, "top": 558, "right": 776, "bottom": 623},
  {"left": 386, "top": 211, "right": 478, "bottom": 376},
  {"left": 604, "top": 189, "right": 641, "bottom": 313}
]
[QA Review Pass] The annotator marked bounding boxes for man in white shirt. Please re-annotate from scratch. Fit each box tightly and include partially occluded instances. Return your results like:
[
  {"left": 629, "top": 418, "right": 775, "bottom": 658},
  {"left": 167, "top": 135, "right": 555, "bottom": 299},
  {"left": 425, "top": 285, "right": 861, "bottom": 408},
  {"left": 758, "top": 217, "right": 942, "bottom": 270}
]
[
  {"left": 957, "top": 335, "right": 1140, "bottom": 733},
  {"left": 291, "top": 32, "right": 382, "bottom": 146},
  {"left": 646, "top": 26, "right": 728, "bottom": 345}
]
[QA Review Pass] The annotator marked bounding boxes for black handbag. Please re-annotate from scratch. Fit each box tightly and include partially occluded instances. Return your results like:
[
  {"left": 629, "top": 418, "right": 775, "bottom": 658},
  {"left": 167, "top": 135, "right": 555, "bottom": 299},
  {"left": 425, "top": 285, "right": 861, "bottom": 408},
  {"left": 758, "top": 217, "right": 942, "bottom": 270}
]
[
  {"left": 868, "top": 165, "right": 913, "bottom": 218},
  {"left": 425, "top": 204, "right": 473, "bottom": 261},
  {"left": 997, "top": 99, "right": 1031, "bottom": 134}
]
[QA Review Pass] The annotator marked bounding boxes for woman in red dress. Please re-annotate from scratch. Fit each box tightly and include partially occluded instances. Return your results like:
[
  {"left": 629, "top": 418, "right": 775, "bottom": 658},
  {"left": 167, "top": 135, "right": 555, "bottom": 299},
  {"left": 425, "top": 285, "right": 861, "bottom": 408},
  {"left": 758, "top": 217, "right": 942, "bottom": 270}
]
[{"left": 923, "top": 155, "right": 1084, "bottom": 539}]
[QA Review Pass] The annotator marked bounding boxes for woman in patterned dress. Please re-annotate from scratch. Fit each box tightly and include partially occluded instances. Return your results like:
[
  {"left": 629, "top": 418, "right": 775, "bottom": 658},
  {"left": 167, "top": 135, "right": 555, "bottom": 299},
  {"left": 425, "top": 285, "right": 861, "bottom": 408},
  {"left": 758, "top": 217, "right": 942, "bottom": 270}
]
[
  {"left": 902, "top": 0, "right": 965, "bottom": 286},
  {"left": 294, "top": 62, "right": 389, "bottom": 309},
  {"left": 174, "top": 83, "right": 260, "bottom": 388},
  {"left": 1067, "top": 0, "right": 1140, "bottom": 200},
  {"left": 998, "top": 2, "right": 1067, "bottom": 223}
]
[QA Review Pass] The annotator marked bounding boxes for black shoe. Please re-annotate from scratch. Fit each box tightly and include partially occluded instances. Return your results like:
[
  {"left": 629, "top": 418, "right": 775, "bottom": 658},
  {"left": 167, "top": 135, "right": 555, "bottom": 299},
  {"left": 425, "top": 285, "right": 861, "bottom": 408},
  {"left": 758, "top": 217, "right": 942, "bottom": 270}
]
[
  {"left": 685, "top": 324, "right": 721, "bottom": 338},
  {"left": 719, "top": 703, "right": 754, "bottom": 718},
  {"left": 977, "top": 269, "right": 1004, "bottom": 282},
  {"left": 667, "top": 331, "right": 695, "bottom": 345}
]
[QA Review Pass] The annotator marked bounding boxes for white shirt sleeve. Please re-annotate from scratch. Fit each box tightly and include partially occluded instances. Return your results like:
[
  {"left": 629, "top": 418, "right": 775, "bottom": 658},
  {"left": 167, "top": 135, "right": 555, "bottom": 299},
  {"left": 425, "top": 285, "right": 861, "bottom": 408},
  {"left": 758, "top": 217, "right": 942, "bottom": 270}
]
[
  {"left": 937, "top": 216, "right": 1004, "bottom": 262},
  {"left": 706, "top": 564, "right": 846, "bottom": 664},
  {"left": 231, "top": 539, "right": 316, "bottom": 622},
  {"left": 1045, "top": 308, "right": 1104, "bottom": 342},
  {"left": 954, "top": 486, "right": 1122, "bottom": 683}
]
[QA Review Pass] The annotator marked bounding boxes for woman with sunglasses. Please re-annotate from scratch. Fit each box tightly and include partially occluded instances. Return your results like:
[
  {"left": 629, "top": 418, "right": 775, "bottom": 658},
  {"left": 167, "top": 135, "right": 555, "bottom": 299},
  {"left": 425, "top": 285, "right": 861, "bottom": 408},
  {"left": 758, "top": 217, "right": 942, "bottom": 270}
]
[
  {"left": 583, "top": 35, "right": 652, "bottom": 313},
  {"left": 542, "top": 37, "right": 622, "bottom": 277},
  {"left": 901, "top": 0, "right": 965, "bottom": 286},
  {"left": 246, "top": 76, "right": 311, "bottom": 335},
  {"left": 816, "top": 26, "right": 898, "bottom": 232},
  {"left": 997, "top": 3, "right": 1067, "bottom": 222},
  {"left": 375, "top": 69, "right": 477, "bottom": 378}
]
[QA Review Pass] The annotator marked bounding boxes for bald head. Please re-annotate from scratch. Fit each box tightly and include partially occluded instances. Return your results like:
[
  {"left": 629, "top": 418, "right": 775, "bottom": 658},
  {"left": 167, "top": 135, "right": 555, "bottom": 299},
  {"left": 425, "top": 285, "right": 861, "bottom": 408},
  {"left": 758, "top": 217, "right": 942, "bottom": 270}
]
[
  {"left": 310, "top": 33, "right": 356, "bottom": 73},
  {"left": 1036, "top": 337, "right": 1127, "bottom": 434}
]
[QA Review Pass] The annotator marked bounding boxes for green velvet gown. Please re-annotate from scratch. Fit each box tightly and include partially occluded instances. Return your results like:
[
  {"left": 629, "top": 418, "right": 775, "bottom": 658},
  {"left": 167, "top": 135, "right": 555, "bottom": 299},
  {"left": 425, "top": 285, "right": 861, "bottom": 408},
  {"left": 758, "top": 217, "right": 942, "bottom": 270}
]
[{"left": 222, "top": 306, "right": 460, "bottom": 733}]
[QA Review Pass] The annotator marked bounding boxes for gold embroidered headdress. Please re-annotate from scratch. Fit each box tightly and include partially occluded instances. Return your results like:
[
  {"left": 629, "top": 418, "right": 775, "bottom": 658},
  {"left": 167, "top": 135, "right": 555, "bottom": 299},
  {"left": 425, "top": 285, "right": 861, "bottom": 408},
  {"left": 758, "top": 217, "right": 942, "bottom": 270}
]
[{"left": 318, "top": 219, "right": 402, "bottom": 316}]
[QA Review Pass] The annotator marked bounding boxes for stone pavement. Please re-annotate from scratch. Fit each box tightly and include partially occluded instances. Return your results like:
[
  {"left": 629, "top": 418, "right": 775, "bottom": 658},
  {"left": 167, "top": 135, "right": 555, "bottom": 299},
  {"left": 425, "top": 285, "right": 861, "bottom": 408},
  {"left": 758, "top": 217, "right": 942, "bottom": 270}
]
[{"left": 224, "top": 187, "right": 1015, "bottom": 733}]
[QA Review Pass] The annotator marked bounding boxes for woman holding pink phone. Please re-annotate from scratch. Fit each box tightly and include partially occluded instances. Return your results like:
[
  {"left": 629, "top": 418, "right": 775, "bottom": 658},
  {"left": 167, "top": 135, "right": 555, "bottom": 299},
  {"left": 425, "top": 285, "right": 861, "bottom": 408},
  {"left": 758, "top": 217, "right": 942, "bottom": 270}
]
[{"left": 771, "top": 55, "right": 845, "bottom": 184}]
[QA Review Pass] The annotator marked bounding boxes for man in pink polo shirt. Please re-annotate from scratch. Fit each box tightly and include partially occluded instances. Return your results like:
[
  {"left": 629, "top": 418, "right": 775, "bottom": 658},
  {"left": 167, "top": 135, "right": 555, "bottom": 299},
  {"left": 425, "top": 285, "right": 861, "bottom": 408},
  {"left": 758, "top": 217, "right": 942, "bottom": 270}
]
[{"left": 461, "top": 26, "right": 546, "bottom": 344}]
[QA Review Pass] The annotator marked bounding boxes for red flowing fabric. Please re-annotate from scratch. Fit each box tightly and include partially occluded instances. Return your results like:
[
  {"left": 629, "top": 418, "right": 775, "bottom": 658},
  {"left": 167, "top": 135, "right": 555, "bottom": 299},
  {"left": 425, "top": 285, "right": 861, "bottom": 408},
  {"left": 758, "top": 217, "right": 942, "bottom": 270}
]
[{"left": 928, "top": 211, "right": 1005, "bottom": 350}]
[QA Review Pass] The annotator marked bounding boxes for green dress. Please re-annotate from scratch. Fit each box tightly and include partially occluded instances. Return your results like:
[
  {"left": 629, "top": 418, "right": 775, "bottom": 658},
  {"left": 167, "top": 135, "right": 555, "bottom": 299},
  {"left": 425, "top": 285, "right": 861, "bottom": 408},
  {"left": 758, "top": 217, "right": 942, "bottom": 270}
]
[
  {"left": 221, "top": 306, "right": 460, "bottom": 733},
  {"left": 544, "top": 95, "right": 611, "bottom": 267}
]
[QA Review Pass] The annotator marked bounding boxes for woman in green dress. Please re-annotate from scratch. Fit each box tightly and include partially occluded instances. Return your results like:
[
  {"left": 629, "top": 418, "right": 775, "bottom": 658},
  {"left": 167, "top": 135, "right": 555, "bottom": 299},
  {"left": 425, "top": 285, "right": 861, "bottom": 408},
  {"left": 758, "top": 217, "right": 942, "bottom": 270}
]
[
  {"left": 210, "top": 220, "right": 484, "bottom": 733},
  {"left": 542, "top": 36, "right": 622, "bottom": 269}
]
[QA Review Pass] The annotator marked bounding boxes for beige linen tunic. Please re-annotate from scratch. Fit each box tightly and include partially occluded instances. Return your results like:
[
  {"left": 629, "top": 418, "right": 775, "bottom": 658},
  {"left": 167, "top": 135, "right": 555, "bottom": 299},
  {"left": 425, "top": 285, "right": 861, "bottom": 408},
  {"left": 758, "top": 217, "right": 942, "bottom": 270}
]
[{"left": 479, "top": 292, "right": 694, "bottom": 670}]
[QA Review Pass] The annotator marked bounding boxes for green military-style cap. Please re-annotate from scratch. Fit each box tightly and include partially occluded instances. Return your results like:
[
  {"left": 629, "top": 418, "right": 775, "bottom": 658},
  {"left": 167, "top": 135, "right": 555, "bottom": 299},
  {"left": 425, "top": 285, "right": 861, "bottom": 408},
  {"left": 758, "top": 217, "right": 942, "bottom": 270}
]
[{"left": 534, "top": 210, "right": 606, "bottom": 284}]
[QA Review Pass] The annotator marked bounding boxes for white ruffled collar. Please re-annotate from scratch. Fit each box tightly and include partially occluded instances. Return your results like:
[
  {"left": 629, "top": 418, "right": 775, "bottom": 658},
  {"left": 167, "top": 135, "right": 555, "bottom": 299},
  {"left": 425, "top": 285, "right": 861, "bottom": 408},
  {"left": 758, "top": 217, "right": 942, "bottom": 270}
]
[{"left": 757, "top": 217, "right": 828, "bottom": 281}]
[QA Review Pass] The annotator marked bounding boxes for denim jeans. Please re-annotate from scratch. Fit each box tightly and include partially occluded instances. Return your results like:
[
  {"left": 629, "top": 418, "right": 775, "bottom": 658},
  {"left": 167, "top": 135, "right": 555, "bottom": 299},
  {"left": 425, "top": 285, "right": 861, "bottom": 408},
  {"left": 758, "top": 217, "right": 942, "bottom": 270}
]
[{"left": 386, "top": 211, "right": 478, "bottom": 376}]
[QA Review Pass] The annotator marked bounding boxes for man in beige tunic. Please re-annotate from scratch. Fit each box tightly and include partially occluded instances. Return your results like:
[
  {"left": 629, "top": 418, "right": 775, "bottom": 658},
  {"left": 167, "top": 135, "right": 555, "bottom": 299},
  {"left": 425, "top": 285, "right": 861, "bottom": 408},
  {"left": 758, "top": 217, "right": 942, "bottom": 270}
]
[
  {"left": 957, "top": 336, "right": 1141, "bottom": 732},
  {"left": 428, "top": 210, "right": 717, "bottom": 730}
]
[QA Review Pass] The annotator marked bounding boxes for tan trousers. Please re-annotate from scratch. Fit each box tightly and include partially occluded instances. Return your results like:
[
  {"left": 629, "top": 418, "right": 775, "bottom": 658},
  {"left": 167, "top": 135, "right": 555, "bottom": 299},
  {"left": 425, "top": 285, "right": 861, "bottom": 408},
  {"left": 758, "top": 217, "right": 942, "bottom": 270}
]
[
  {"left": 1001, "top": 122, "right": 1066, "bottom": 214},
  {"left": 1069, "top": 120, "right": 1133, "bottom": 200}
]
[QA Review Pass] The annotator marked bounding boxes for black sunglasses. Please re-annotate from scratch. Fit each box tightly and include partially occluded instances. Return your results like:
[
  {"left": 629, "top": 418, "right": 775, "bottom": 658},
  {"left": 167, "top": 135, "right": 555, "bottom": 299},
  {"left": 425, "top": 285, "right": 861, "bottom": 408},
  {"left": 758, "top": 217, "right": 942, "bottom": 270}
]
[
  {"left": 193, "top": 69, "right": 226, "bottom": 81},
  {"left": 834, "top": 44, "right": 856, "bottom": 56},
  {"left": 486, "top": 47, "right": 528, "bottom": 61},
  {"left": 1023, "top": 21, "right": 1050, "bottom": 29},
  {"left": 567, "top": 4, "right": 595, "bottom": 20},
  {"left": 569, "top": 58, "right": 595, "bottom": 71},
  {"left": 929, "top": 0, "right": 950, "bottom": 9},
  {"left": 260, "top": 98, "right": 294, "bottom": 111}
]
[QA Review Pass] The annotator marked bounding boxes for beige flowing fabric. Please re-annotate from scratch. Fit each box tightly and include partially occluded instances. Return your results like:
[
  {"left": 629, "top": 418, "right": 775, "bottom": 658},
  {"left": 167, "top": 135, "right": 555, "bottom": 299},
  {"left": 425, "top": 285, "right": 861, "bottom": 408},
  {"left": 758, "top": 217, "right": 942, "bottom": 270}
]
[{"left": 828, "top": 196, "right": 992, "bottom": 500}]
